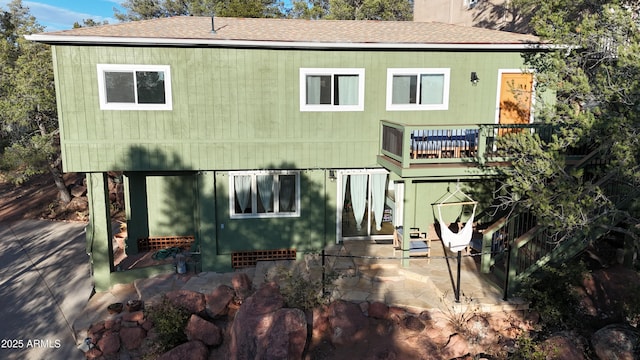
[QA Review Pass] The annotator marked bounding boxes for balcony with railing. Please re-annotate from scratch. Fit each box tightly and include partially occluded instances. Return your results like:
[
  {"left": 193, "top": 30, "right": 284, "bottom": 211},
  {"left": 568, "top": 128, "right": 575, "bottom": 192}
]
[{"left": 378, "top": 120, "right": 557, "bottom": 177}]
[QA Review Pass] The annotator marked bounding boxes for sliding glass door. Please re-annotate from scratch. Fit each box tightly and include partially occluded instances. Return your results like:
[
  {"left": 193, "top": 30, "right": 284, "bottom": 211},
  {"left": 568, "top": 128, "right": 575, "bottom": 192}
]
[{"left": 336, "top": 169, "right": 397, "bottom": 241}]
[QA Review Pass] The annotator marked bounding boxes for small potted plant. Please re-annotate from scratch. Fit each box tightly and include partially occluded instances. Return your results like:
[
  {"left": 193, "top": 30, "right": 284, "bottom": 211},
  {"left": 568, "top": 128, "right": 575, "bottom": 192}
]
[
  {"left": 126, "top": 299, "right": 143, "bottom": 312},
  {"left": 107, "top": 302, "right": 123, "bottom": 314}
]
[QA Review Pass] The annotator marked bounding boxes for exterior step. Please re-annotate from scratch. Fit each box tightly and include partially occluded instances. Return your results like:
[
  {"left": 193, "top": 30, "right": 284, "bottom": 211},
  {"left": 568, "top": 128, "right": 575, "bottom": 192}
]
[
  {"left": 359, "top": 266, "right": 405, "bottom": 282},
  {"left": 397, "top": 268, "right": 430, "bottom": 283}
]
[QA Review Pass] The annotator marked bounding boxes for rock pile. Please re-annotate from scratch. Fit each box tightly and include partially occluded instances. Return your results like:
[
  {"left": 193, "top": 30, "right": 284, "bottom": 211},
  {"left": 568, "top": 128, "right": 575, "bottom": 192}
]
[
  {"left": 83, "top": 309, "right": 152, "bottom": 359},
  {"left": 77, "top": 259, "right": 640, "bottom": 359},
  {"left": 80, "top": 271, "right": 545, "bottom": 360}
]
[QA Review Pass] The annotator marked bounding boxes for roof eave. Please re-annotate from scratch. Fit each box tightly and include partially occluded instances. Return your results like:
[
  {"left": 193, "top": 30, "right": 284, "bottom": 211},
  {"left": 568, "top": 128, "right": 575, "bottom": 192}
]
[{"left": 25, "top": 34, "right": 550, "bottom": 50}]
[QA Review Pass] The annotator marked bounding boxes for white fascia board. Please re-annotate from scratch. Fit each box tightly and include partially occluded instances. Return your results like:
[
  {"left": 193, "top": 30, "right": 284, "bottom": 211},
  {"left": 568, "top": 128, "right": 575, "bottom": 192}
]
[{"left": 25, "top": 34, "right": 552, "bottom": 51}]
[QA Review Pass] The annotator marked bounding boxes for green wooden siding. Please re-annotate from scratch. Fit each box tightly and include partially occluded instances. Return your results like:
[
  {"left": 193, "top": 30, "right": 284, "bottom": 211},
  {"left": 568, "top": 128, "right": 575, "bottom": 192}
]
[
  {"left": 123, "top": 173, "right": 198, "bottom": 243},
  {"left": 53, "top": 46, "right": 531, "bottom": 172},
  {"left": 212, "top": 170, "right": 331, "bottom": 254},
  {"left": 120, "top": 170, "right": 334, "bottom": 257},
  {"left": 410, "top": 180, "right": 482, "bottom": 234},
  {"left": 145, "top": 175, "right": 197, "bottom": 236}
]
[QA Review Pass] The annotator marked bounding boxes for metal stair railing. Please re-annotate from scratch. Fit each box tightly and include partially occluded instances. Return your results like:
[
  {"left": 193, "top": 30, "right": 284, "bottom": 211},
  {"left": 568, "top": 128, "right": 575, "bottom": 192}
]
[
  {"left": 504, "top": 168, "right": 640, "bottom": 296},
  {"left": 487, "top": 145, "right": 636, "bottom": 297}
]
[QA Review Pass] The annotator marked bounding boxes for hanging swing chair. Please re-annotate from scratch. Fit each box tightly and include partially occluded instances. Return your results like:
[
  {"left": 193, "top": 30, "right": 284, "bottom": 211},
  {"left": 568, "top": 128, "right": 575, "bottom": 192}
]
[{"left": 434, "top": 186, "right": 477, "bottom": 253}]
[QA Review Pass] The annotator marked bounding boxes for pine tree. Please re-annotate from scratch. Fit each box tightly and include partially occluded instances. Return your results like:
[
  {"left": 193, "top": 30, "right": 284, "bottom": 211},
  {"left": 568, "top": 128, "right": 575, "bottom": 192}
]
[
  {"left": 0, "top": 0, "right": 71, "bottom": 203},
  {"left": 496, "top": 0, "right": 640, "bottom": 247}
]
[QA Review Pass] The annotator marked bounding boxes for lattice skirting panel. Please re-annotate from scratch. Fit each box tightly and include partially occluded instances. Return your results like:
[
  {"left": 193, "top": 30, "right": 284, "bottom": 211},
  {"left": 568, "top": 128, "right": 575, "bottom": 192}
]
[
  {"left": 137, "top": 236, "right": 196, "bottom": 252},
  {"left": 232, "top": 249, "right": 296, "bottom": 269}
]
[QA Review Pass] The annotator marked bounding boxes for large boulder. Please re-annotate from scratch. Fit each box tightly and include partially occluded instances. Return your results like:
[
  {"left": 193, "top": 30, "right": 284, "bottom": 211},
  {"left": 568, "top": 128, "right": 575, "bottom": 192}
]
[
  {"left": 591, "top": 323, "right": 640, "bottom": 360},
  {"left": 165, "top": 289, "right": 206, "bottom": 315},
  {"left": 231, "top": 272, "right": 253, "bottom": 302},
  {"left": 403, "top": 315, "right": 425, "bottom": 332},
  {"left": 84, "top": 348, "right": 103, "bottom": 360},
  {"left": 122, "top": 310, "right": 144, "bottom": 324},
  {"left": 205, "top": 284, "right": 235, "bottom": 318},
  {"left": 309, "top": 305, "right": 331, "bottom": 344},
  {"left": 241, "top": 281, "right": 284, "bottom": 316},
  {"left": 96, "top": 331, "right": 120, "bottom": 355},
  {"left": 440, "top": 333, "right": 470, "bottom": 360},
  {"left": 541, "top": 331, "right": 586, "bottom": 360},
  {"left": 185, "top": 314, "right": 222, "bottom": 346},
  {"left": 577, "top": 266, "right": 640, "bottom": 326},
  {"left": 156, "top": 340, "right": 209, "bottom": 360},
  {"left": 264, "top": 308, "right": 307, "bottom": 359},
  {"left": 368, "top": 301, "right": 389, "bottom": 319},
  {"left": 87, "top": 321, "right": 105, "bottom": 343},
  {"left": 465, "top": 314, "right": 499, "bottom": 347},
  {"left": 119, "top": 326, "right": 146, "bottom": 350},
  {"left": 328, "top": 300, "right": 368, "bottom": 346},
  {"left": 229, "top": 282, "right": 307, "bottom": 359}
]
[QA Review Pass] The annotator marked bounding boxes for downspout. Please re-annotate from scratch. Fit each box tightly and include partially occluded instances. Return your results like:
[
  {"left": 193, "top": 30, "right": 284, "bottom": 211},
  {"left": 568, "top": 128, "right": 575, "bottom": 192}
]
[
  {"left": 213, "top": 172, "right": 220, "bottom": 257},
  {"left": 194, "top": 172, "right": 201, "bottom": 252},
  {"left": 324, "top": 169, "right": 328, "bottom": 250}
]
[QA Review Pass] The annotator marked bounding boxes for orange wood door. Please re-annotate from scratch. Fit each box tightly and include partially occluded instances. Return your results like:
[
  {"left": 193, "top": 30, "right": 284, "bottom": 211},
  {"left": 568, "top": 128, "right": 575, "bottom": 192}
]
[{"left": 499, "top": 72, "right": 533, "bottom": 126}]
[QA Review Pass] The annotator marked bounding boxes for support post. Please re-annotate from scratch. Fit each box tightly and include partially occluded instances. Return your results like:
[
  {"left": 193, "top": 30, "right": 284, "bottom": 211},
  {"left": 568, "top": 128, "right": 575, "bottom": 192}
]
[
  {"left": 505, "top": 240, "right": 519, "bottom": 299},
  {"left": 480, "top": 231, "right": 492, "bottom": 273},
  {"left": 503, "top": 243, "right": 511, "bottom": 301},
  {"left": 86, "top": 172, "right": 114, "bottom": 292},
  {"left": 477, "top": 126, "right": 488, "bottom": 165},
  {"left": 401, "top": 180, "right": 416, "bottom": 268},
  {"left": 322, "top": 249, "right": 326, "bottom": 296},
  {"left": 624, "top": 233, "right": 634, "bottom": 268},
  {"left": 455, "top": 250, "right": 462, "bottom": 303},
  {"left": 125, "top": 173, "right": 149, "bottom": 255}
]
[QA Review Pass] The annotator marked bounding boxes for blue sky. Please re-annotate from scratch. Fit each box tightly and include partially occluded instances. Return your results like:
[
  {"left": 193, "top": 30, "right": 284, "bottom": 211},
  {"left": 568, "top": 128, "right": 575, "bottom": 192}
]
[
  {"left": 0, "top": 0, "right": 124, "bottom": 31},
  {"left": 0, "top": 0, "right": 294, "bottom": 32}
]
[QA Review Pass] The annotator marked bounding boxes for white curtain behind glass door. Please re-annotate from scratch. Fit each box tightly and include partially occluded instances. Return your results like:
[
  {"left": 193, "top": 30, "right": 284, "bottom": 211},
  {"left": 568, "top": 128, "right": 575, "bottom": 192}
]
[
  {"left": 371, "top": 174, "right": 387, "bottom": 231},
  {"left": 350, "top": 174, "right": 368, "bottom": 231}
]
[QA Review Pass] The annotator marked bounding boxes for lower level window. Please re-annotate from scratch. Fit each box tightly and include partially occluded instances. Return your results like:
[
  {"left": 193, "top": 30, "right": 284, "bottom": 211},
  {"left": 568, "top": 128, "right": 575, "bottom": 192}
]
[{"left": 229, "top": 171, "right": 300, "bottom": 218}]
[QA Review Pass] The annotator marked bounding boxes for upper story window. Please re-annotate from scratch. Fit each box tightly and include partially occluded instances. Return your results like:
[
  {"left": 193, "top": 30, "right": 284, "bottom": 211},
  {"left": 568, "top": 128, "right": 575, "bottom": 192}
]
[
  {"left": 386, "top": 68, "right": 450, "bottom": 111},
  {"left": 300, "top": 68, "right": 365, "bottom": 112},
  {"left": 97, "top": 64, "right": 172, "bottom": 110},
  {"left": 229, "top": 171, "right": 300, "bottom": 219}
]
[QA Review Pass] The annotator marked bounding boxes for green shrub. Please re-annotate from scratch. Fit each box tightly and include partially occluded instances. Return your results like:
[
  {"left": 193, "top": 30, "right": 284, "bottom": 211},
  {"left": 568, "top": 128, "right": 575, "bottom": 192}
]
[
  {"left": 516, "top": 262, "right": 588, "bottom": 334},
  {"left": 273, "top": 263, "right": 340, "bottom": 311},
  {"left": 623, "top": 285, "right": 640, "bottom": 327},
  {"left": 145, "top": 297, "right": 190, "bottom": 355},
  {"left": 509, "top": 335, "right": 547, "bottom": 360}
]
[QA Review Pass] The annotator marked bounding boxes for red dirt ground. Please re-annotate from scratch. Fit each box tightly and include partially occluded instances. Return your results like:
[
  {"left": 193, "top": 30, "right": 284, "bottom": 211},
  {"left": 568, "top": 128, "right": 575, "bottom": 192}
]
[{"left": 0, "top": 172, "right": 89, "bottom": 223}]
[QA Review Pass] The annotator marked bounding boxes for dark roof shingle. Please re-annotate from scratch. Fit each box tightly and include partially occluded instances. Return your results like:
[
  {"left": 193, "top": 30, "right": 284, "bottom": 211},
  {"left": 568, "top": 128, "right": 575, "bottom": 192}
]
[{"left": 31, "top": 16, "right": 541, "bottom": 48}]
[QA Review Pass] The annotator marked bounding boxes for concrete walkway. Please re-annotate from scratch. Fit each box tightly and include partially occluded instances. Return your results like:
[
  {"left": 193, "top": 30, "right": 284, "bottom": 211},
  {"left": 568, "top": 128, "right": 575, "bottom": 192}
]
[
  {"left": 73, "top": 239, "right": 528, "bottom": 347},
  {"left": 334, "top": 240, "right": 525, "bottom": 313},
  {"left": 0, "top": 220, "right": 92, "bottom": 360}
]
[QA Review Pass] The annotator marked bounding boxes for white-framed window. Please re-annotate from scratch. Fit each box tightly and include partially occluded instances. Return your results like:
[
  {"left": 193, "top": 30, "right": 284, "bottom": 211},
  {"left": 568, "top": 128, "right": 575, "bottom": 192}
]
[
  {"left": 229, "top": 171, "right": 300, "bottom": 219},
  {"left": 386, "top": 68, "right": 450, "bottom": 111},
  {"left": 300, "top": 68, "right": 365, "bottom": 111},
  {"left": 97, "top": 64, "right": 172, "bottom": 110}
]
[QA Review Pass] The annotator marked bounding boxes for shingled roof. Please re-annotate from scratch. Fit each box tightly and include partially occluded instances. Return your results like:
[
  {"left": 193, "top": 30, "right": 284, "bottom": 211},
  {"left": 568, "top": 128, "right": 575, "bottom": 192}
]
[{"left": 28, "top": 16, "right": 542, "bottom": 50}]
